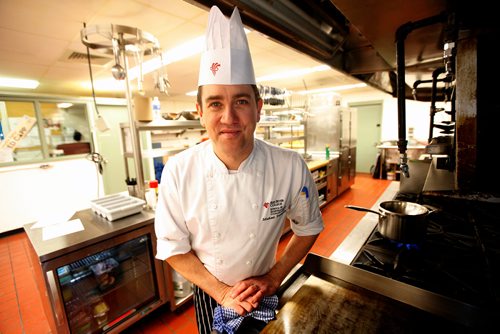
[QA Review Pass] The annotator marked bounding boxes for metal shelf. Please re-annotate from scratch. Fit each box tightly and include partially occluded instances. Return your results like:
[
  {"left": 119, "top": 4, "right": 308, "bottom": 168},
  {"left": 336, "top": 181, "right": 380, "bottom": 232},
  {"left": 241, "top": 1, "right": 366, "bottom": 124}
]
[
  {"left": 267, "top": 136, "right": 305, "bottom": 145},
  {"left": 120, "top": 120, "right": 204, "bottom": 131},
  {"left": 122, "top": 148, "right": 186, "bottom": 159},
  {"left": 119, "top": 120, "right": 206, "bottom": 197}
]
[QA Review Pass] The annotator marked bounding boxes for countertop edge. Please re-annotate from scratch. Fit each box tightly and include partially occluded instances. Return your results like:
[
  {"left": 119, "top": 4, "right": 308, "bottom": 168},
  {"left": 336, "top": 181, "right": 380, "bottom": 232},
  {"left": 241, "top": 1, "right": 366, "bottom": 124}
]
[
  {"left": 24, "top": 208, "right": 156, "bottom": 263},
  {"left": 329, "top": 181, "right": 399, "bottom": 264}
]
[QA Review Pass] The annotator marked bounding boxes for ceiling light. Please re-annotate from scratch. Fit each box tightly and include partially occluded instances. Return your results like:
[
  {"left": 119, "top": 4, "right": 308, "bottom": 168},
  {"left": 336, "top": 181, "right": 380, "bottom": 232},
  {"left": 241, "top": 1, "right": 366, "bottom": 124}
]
[
  {"left": 57, "top": 103, "right": 73, "bottom": 109},
  {"left": 256, "top": 65, "right": 330, "bottom": 82},
  {"left": 128, "top": 29, "right": 251, "bottom": 80},
  {"left": 185, "top": 64, "right": 332, "bottom": 96},
  {"left": 0, "top": 77, "right": 39, "bottom": 89},
  {"left": 296, "top": 83, "right": 367, "bottom": 95}
]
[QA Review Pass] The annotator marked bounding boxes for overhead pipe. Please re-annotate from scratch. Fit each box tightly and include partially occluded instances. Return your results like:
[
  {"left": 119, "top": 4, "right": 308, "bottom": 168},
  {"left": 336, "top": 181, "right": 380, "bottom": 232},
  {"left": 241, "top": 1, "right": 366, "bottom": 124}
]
[{"left": 395, "top": 12, "right": 447, "bottom": 178}]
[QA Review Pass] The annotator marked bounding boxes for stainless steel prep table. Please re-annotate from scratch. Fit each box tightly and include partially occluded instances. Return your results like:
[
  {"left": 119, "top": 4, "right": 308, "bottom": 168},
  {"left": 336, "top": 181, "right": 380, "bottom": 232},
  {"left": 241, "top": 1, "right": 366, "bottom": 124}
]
[{"left": 263, "top": 253, "right": 486, "bottom": 333}]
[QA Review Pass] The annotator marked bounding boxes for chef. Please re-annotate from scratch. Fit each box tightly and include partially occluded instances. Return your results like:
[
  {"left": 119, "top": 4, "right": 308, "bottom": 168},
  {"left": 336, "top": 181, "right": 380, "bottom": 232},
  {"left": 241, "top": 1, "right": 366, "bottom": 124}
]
[{"left": 154, "top": 5, "right": 324, "bottom": 334}]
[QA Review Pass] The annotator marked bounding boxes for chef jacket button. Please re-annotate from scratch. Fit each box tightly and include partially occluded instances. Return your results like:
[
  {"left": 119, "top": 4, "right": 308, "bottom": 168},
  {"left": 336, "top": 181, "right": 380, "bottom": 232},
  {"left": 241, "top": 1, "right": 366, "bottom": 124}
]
[
  {"left": 252, "top": 203, "right": 258, "bottom": 209},
  {"left": 214, "top": 232, "right": 221, "bottom": 239},
  {"left": 246, "top": 260, "right": 253, "bottom": 265},
  {"left": 216, "top": 258, "right": 223, "bottom": 265},
  {"left": 249, "top": 233, "right": 255, "bottom": 239},
  {"left": 210, "top": 204, "right": 217, "bottom": 210}
]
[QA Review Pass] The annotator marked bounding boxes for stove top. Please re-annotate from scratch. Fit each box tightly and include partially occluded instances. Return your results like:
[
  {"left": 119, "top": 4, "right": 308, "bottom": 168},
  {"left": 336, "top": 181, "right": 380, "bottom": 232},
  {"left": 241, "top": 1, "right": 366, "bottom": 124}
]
[{"left": 352, "top": 192, "right": 500, "bottom": 309}]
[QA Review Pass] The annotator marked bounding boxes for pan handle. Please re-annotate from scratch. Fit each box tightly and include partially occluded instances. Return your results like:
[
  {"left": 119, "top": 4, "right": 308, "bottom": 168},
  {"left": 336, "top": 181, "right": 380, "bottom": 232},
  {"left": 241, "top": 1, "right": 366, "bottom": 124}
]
[{"left": 344, "top": 205, "right": 382, "bottom": 216}]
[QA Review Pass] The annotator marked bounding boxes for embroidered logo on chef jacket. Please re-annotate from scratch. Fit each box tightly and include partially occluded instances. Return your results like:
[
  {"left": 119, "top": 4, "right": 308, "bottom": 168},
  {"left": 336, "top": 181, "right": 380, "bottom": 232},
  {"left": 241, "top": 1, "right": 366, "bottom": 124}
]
[
  {"left": 301, "top": 186, "right": 309, "bottom": 199},
  {"left": 262, "top": 198, "right": 286, "bottom": 221}
]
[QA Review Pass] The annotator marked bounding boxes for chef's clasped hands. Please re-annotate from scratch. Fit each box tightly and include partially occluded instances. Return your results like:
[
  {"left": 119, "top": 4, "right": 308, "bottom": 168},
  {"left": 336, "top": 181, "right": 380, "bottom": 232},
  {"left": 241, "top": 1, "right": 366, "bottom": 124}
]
[{"left": 221, "top": 274, "right": 280, "bottom": 316}]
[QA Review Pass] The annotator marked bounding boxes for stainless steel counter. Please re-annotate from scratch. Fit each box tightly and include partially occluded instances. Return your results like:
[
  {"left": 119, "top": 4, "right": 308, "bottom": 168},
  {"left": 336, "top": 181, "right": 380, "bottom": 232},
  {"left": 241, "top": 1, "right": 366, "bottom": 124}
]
[
  {"left": 24, "top": 208, "right": 155, "bottom": 262},
  {"left": 330, "top": 181, "right": 399, "bottom": 264},
  {"left": 267, "top": 253, "right": 486, "bottom": 332}
]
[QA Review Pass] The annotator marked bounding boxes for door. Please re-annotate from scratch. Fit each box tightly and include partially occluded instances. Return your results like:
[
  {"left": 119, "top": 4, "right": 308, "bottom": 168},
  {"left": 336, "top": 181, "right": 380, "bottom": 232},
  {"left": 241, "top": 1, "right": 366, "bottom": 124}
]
[{"left": 348, "top": 101, "right": 382, "bottom": 173}]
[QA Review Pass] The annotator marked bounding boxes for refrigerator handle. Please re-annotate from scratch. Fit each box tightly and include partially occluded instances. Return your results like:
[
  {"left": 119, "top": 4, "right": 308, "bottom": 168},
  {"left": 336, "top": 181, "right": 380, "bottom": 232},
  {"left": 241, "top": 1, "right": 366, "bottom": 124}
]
[
  {"left": 46, "top": 270, "right": 65, "bottom": 327},
  {"left": 338, "top": 152, "right": 343, "bottom": 181}
]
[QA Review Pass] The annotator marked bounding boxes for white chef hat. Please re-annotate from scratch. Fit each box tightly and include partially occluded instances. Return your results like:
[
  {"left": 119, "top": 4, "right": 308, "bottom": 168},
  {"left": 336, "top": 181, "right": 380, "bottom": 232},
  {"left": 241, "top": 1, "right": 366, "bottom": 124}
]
[{"left": 198, "top": 6, "right": 256, "bottom": 86}]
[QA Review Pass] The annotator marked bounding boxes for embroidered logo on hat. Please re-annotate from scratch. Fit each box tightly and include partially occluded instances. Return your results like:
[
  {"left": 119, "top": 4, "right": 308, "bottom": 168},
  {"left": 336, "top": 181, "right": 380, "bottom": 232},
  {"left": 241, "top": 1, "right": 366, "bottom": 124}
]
[
  {"left": 210, "top": 62, "right": 221, "bottom": 76},
  {"left": 198, "top": 6, "right": 256, "bottom": 86}
]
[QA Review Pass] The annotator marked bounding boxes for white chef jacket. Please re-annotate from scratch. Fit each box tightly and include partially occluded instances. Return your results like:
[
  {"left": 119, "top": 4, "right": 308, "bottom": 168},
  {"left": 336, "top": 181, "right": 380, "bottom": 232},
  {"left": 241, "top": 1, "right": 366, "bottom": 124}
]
[{"left": 155, "top": 138, "right": 324, "bottom": 286}]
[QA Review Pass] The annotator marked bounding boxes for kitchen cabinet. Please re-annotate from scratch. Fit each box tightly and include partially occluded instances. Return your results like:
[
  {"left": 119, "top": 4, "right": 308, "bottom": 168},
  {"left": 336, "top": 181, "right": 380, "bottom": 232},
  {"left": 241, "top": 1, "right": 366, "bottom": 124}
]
[
  {"left": 23, "top": 209, "right": 170, "bottom": 333},
  {"left": 307, "top": 157, "right": 339, "bottom": 209}
]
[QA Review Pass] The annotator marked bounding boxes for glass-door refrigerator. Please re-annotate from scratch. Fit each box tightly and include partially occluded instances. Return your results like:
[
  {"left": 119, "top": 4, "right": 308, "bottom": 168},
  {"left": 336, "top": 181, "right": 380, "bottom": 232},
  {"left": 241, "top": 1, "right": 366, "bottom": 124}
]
[{"left": 25, "top": 210, "right": 168, "bottom": 334}]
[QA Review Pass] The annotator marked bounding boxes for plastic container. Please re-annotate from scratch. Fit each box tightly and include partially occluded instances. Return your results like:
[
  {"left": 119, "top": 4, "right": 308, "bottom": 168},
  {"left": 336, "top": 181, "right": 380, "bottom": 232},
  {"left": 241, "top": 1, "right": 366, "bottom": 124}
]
[
  {"left": 90, "top": 194, "right": 145, "bottom": 221},
  {"left": 152, "top": 97, "right": 161, "bottom": 121},
  {"left": 149, "top": 180, "right": 158, "bottom": 197},
  {"left": 133, "top": 95, "right": 153, "bottom": 121},
  {"left": 145, "top": 189, "right": 156, "bottom": 210}
]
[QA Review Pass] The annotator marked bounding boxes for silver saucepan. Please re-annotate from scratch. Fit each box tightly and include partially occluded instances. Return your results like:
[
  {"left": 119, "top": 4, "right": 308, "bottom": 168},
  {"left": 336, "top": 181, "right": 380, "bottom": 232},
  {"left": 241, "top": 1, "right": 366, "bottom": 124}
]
[{"left": 345, "top": 200, "right": 435, "bottom": 243}]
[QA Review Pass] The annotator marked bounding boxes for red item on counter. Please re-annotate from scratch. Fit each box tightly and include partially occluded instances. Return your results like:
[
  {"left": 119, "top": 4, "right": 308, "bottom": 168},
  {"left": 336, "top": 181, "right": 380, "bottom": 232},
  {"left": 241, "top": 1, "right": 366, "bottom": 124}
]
[{"left": 149, "top": 180, "right": 158, "bottom": 189}]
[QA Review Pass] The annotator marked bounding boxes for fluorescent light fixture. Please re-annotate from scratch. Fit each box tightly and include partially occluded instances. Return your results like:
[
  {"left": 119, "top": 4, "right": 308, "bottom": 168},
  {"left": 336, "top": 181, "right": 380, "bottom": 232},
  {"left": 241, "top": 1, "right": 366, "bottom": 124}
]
[
  {"left": 128, "top": 29, "right": 251, "bottom": 80},
  {"left": 256, "top": 65, "right": 330, "bottom": 82},
  {"left": 57, "top": 103, "right": 73, "bottom": 109},
  {"left": 296, "top": 83, "right": 367, "bottom": 95},
  {"left": 185, "top": 64, "right": 332, "bottom": 96},
  {"left": 0, "top": 77, "right": 39, "bottom": 89},
  {"left": 129, "top": 35, "right": 206, "bottom": 80}
]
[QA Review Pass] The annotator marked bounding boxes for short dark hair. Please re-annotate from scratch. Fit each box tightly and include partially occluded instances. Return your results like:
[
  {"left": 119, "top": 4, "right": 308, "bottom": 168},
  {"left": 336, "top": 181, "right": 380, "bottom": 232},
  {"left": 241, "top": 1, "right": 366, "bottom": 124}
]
[{"left": 197, "top": 85, "right": 261, "bottom": 109}]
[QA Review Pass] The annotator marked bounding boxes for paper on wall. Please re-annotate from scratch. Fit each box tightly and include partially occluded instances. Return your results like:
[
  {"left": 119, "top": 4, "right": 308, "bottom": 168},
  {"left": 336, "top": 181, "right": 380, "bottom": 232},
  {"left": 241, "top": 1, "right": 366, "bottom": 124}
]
[{"left": 0, "top": 115, "right": 36, "bottom": 150}]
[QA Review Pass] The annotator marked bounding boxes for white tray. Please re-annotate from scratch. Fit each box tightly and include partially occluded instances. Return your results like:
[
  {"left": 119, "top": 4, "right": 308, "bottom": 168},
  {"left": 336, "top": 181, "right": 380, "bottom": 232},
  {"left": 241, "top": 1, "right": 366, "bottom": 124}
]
[{"left": 90, "top": 194, "right": 145, "bottom": 221}]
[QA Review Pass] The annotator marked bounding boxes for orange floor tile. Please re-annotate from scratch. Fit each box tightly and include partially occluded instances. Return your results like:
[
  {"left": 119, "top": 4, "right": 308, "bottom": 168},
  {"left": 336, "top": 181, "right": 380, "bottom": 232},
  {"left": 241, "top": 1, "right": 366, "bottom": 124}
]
[{"left": 0, "top": 173, "right": 392, "bottom": 334}]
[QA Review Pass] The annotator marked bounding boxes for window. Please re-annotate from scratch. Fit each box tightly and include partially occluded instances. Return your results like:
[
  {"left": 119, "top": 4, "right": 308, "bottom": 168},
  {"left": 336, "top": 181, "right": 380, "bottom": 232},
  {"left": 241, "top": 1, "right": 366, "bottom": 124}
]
[{"left": 0, "top": 97, "right": 93, "bottom": 165}]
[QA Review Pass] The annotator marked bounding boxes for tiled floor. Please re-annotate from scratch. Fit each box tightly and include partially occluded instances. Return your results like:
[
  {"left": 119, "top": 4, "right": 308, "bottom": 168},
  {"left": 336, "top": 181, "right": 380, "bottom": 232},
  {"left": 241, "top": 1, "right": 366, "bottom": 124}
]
[{"left": 0, "top": 173, "right": 392, "bottom": 334}]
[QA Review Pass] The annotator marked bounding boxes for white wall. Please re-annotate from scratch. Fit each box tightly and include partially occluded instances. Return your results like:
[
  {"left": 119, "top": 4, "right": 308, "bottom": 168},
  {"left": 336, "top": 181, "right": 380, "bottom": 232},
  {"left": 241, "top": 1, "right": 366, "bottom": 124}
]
[
  {"left": 0, "top": 158, "right": 103, "bottom": 233},
  {"left": 342, "top": 90, "right": 451, "bottom": 144}
]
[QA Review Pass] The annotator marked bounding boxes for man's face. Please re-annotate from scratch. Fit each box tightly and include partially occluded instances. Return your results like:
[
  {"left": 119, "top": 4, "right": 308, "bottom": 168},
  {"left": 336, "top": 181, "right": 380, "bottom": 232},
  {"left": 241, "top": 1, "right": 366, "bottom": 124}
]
[{"left": 197, "top": 84, "right": 262, "bottom": 159}]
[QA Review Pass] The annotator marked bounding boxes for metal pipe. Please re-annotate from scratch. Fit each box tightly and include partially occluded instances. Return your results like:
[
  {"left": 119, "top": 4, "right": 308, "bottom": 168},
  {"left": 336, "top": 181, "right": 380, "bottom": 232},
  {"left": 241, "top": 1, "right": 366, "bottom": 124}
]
[
  {"left": 395, "top": 12, "right": 447, "bottom": 178},
  {"left": 122, "top": 43, "right": 145, "bottom": 200}
]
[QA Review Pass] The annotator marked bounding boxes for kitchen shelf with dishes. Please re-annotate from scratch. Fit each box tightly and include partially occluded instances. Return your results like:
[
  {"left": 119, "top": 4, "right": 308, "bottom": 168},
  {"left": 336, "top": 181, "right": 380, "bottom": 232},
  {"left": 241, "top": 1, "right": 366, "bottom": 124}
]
[
  {"left": 119, "top": 119, "right": 206, "bottom": 183},
  {"left": 256, "top": 120, "right": 305, "bottom": 149}
]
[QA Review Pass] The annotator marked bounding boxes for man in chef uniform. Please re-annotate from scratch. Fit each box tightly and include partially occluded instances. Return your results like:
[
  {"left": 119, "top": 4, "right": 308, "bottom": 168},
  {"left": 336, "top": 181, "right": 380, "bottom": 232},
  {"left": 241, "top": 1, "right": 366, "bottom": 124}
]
[{"left": 155, "top": 6, "right": 324, "bottom": 334}]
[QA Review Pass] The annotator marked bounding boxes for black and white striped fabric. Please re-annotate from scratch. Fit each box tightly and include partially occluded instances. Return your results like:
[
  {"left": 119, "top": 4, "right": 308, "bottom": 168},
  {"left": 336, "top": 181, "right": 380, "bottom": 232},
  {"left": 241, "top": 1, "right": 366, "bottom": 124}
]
[{"left": 193, "top": 285, "right": 219, "bottom": 334}]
